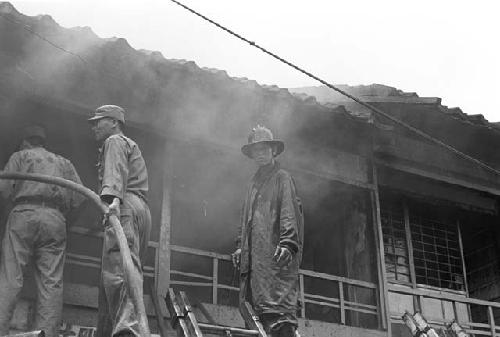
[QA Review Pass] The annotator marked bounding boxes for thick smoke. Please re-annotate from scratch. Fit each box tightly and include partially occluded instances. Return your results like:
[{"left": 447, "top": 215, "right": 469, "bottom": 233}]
[{"left": 0, "top": 2, "right": 379, "bottom": 315}]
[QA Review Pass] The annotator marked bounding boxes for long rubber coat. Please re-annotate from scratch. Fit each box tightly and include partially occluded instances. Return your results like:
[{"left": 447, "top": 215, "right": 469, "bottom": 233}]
[{"left": 237, "top": 162, "right": 303, "bottom": 317}]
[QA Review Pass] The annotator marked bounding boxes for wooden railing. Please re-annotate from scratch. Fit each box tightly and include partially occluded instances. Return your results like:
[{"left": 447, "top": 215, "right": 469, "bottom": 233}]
[
  {"left": 170, "top": 245, "right": 380, "bottom": 326},
  {"left": 299, "top": 269, "right": 379, "bottom": 325},
  {"left": 389, "top": 284, "right": 500, "bottom": 336}
]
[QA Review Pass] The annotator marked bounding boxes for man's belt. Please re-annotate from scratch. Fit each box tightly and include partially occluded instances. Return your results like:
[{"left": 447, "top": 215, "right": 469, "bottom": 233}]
[{"left": 15, "top": 197, "right": 64, "bottom": 212}]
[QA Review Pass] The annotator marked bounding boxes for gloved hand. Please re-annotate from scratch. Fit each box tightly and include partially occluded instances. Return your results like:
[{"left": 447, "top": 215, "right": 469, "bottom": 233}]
[
  {"left": 273, "top": 246, "right": 293, "bottom": 267},
  {"left": 232, "top": 248, "right": 242, "bottom": 269},
  {"left": 101, "top": 197, "right": 120, "bottom": 228},
  {"left": 108, "top": 197, "right": 121, "bottom": 219}
]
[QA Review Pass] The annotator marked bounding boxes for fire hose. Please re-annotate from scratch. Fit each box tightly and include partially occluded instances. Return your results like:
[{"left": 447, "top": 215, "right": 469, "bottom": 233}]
[{"left": 0, "top": 171, "right": 150, "bottom": 337}]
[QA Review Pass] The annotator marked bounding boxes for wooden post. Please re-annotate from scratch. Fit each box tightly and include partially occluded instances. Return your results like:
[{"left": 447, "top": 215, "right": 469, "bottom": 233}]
[
  {"left": 457, "top": 221, "right": 469, "bottom": 296},
  {"left": 155, "top": 140, "right": 174, "bottom": 298},
  {"left": 457, "top": 220, "right": 472, "bottom": 323},
  {"left": 299, "top": 273, "right": 306, "bottom": 318},
  {"left": 212, "top": 258, "right": 218, "bottom": 305},
  {"left": 487, "top": 306, "right": 496, "bottom": 337},
  {"left": 339, "top": 281, "right": 346, "bottom": 324},
  {"left": 403, "top": 203, "right": 417, "bottom": 289},
  {"left": 371, "top": 165, "right": 392, "bottom": 337}
]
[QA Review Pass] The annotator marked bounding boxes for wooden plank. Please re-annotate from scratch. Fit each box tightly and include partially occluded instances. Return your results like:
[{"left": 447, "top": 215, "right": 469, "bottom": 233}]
[
  {"left": 170, "top": 281, "right": 212, "bottom": 287},
  {"left": 299, "top": 274, "right": 306, "bottom": 318},
  {"left": 216, "top": 284, "right": 239, "bottom": 291},
  {"left": 488, "top": 306, "right": 496, "bottom": 337},
  {"left": 171, "top": 270, "right": 213, "bottom": 281},
  {"left": 418, "top": 295, "right": 424, "bottom": 313},
  {"left": 452, "top": 300, "right": 459, "bottom": 323},
  {"left": 387, "top": 284, "right": 500, "bottom": 309},
  {"left": 303, "top": 299, "right": 340, "bottom": 309},
  {"left": 212, "top": 258, "right": 218, "bottom": 305},
  {"left": 339, "top": 282, "right": 345, "bottom": 324},
  {"left": 171, "top": 245, "right": 231, "bottom": 261},
  {"left": 198, "top": 323, "right": 260, "bottom": 335},
  {"left": 156, "top": 140, "right": 174, "bottom": 298},
  {"left": 343, "top": 306, "right": 378, "bottom": 316},
  {"left": 376, "top": 159, "right": 500, "bottom": 198},
  {"left": 457, "top": 221, "right": 470, "bottom": 296},
  {"left": 299, "top": 269, "right": 377, "bottom": 289},
  {"left": 403, "top": 203, "right": 417, "bottom": 289},
  {"left": 377, "top": 167, "right": 497, "bottom": 213},
  {"left": 371, "top": 165, "right": 391, "bottom": 335},
  {"left": 305, "top": 293, "right": 340, "bottom": 304},
  {"left": 343, "top": 300, "right": 378, "bottom": 311}
]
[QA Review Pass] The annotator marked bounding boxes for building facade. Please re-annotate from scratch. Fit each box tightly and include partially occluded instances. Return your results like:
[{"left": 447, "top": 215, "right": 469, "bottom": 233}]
[{"left": 1, "top": 3, "right": 500, "bottom": 337}]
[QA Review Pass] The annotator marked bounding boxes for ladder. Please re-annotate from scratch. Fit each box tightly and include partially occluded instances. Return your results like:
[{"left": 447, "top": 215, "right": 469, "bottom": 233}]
[{"left": 165, "top": 288, "right": 267, "bottom": 337}]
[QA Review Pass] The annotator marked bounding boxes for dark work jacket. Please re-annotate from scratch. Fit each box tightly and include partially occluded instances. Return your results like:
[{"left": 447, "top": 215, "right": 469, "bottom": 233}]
[{"left": 237, "top": 162, "right": 304, "bottom": 314}]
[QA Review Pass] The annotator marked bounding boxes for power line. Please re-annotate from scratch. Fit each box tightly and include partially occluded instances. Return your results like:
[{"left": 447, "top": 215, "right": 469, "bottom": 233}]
[
  {"left": 0, "top": 12, "right": 88, "bottom": 64},
  {"left": 1, "top": 6, "right": 499, "bottom": 177},
  {"left": 167, "top": 0, "right": 500, "bottom": 177},
  {"left": 0, "top": 12, "right": 126, "bottom": 84}
]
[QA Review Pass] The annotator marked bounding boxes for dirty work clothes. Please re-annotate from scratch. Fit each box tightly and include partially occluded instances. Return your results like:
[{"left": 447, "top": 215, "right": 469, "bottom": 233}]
[
  {"left": 239, "top": 274, "right": 298, "bottom": 337},
  {"left": 96, "top": 192, "right": 151, "bottom": 337},
  {"left": 237, "top": 162, "right": 304, "bottom": 327},
  {"left": 0, "top": 147, "right": 84, "bottom": 212},
  {"left": 0, "top": 146, "right": 83, "bottom": 337},
  {"left": 95, "top": 133, "right": 150, "bottom": 337},
  {"left": 0, "top": 205, "right": 66, "bottom": 337},
  {"left": 96, "top": 133, "right": 148, "bottom": 202}
]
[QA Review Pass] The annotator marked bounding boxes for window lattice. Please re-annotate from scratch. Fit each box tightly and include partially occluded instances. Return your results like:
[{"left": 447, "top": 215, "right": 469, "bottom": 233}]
[
  {"left": 410, "top": 215, "right": 464, "bottom": 291},
  {"left": 381, "top": 209, "right": 410, "bottom": 283}
]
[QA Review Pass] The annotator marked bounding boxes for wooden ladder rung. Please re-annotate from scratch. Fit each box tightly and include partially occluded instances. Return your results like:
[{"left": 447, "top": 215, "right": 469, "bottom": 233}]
[
  {"left": 7, "top": 331, "right": 45, "bottom": 337},
  {"left": 198, "top": 323, "right": 260, "bottom": 336}
]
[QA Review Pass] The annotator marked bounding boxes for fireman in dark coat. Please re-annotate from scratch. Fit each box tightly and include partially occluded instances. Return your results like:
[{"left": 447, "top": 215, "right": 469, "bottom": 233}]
[{"left": 233, "top": 125, "right": 304, "bottom": 337}]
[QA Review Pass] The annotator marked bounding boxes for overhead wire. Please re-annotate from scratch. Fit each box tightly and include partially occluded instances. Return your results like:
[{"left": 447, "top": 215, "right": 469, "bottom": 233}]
[
  {"left": 0, "top": 12, "right": 130, "bottom": 84},
  {"left": 1, "top": 5, "right": 500, "bottom": 177},
  {"left": 0, "top": 12, "right": 88, "bottom": 65},
  {"left": 167, "top": 0, "right": 500, "bottom": 177}
]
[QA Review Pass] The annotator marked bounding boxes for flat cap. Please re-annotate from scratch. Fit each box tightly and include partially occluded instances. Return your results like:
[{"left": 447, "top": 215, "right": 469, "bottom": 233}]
[{"left": 88, "top": 105, "right": 125, "bottom": 124}]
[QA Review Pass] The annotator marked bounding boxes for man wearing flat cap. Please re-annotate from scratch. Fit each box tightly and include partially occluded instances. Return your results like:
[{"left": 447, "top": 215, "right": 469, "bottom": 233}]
[
  {"left": 233, "top": 125, "right": 304, "bottom": 337},
  {"left": 0, "top": 125, "right": 84, "bottom": 337},
  {"left": 88, "top": 105, "right": 151, "bottom": 337}
]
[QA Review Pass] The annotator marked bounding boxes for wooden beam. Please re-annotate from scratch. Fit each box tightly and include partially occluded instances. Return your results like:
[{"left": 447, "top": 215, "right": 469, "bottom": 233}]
[
  {"left": 155, "top": 140, "right": 174, "bottom": 298},
  {"left": 387, "top": 284, "right": 500, "bottom": 308},
  {"left": 371, "top": 165, "right": 391, "bottom": 336},
  {"left": 376, "top": 158, "right": 500, "bottom": 197},
  {"left": 403, "top": 203, "right": 417, "bottom": 289},
  {"left": 457, "top": 221, "right": 470, "bottom": 299}
]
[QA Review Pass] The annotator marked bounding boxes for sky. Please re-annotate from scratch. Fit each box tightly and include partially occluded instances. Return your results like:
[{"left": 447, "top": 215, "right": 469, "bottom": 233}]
[{"left": 9, "top": 0, "right": 500, "bottom": 121}]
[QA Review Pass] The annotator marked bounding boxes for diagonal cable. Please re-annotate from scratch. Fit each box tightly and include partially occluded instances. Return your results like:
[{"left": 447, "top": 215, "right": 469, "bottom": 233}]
[
  {"left": 168, "top": 0, "right": 500, "bottom": 177},
  {"left": 1, "top": 5, "right": 499, "bottom": 176}
]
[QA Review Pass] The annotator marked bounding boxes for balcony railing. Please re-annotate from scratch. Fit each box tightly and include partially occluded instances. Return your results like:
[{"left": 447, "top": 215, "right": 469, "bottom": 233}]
[
  {"left": 170, "top": 245, "right": 380, "bottom": 328},
  {"left": 389, "top": 284, "right": 500, "bottom": 336}
]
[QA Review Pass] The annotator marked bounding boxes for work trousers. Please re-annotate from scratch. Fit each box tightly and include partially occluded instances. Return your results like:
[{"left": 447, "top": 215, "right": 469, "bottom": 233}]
[
  {"left": 96, "top": 193, "right": 151, "bottom": 337},
  {"left": 0, "top": 204, "right": 66, "bottom": 337},
  {"left": 239, "top": 273, "right": 298, "bottom": 337}
]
